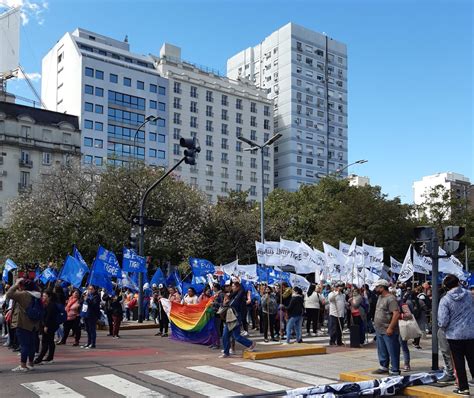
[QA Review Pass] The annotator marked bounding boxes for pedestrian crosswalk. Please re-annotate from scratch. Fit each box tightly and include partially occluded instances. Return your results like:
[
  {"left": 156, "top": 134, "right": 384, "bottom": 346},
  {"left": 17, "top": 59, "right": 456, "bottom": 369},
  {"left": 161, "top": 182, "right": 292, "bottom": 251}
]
[{"left": 19, "top": 362, "right": 337, "bottom": 397}]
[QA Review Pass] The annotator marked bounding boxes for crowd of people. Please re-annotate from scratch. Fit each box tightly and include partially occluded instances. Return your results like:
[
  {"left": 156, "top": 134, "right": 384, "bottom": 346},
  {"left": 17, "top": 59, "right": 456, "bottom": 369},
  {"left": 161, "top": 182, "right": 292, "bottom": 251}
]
[{"left": 1, "top": 272, "right": 473, "bottom": 395}]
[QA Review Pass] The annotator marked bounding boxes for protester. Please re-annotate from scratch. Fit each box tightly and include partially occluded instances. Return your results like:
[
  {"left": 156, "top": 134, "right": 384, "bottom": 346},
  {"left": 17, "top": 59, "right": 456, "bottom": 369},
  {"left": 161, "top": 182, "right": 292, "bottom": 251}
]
[
  {"left": 349, "top": 287, "right": 366, "bottom": 346},
  {"left": 81, "top": 285, "right": 100, "bottom": 349},
  {"left": 168, "top": 287, "right": 181, "bottom": 303},
  {"left": 155, "top": 284, "right": 169, "bottom": 337},
  {"left": 183, "top": 287, "right": 199, "bottom": 305},
  {"left": 261, "top": 285, "right": 278, "bottom": 342},
  {"left": 110, "top": 291, "right": 123, "bottom": 338},
  {"left": 60, "top": 289, "right": 82, "bottom": 346},
  {"left": 398, "top": 290, "right": 414, "bottom": 371},
  {"left": 438, "top": 274, "right": 474, "bottom": 396},
  {"left": 328, "top": 282, "right": 345, "bottom": 346},
  {"left": 412, "top": 286, "right": 428, "bottom": 349},
  {"left": 34, "top": 290, "right": 59, "bottom": 364},
  {"left": 372, "top": 279, "right": 401, "bottom": 376},
  {"left": 5, "top": 278, "right": 41, "bottom": 372},
  {"left": 285, "top": 286, "right": 305, "bottom": 344},
  {"left": 304, "top": 284, "right": 323, "bottom": 336},
  {"left": 210, "top": 283, "right": 224, "bottom": 348},
  {"left": 219, "top": 280, "right": 256, "bottom": 358}
]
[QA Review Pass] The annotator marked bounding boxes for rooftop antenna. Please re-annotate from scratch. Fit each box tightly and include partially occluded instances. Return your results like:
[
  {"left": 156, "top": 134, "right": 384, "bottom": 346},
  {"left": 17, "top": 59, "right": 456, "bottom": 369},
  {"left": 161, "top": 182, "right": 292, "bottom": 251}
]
[{"left": 124, "top": 34, "right": 128, "bottom": 43}]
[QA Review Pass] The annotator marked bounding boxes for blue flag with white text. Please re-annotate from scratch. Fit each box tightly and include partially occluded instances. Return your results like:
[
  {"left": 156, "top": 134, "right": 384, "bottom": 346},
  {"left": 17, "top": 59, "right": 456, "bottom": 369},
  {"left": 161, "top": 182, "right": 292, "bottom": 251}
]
[
  {"left": 59, "top": 255, "right": 89, "bottom": 288},
  {"left": 95, "top": 246, "right": 121, "bottom": 278},
  {"left": 2, "top": 259, "right": 18, "bottom": 282},
  {"left": 190, "top": 257, "right": 215, "bottom": 277},
  {"left": 118, "top": 271, "right": 139, "bottom": 292},
  {"left": 122, "top": 248, "right": 146, "bottom": 273},
  {"left": 39, "top": 268, "right": 58, "bottom": 285},
  {"left": 88, "top": 259, "right": 114, "bottom": 295},
  {"left": 73, "top": 246, "right": 89, "bottom": 269}
]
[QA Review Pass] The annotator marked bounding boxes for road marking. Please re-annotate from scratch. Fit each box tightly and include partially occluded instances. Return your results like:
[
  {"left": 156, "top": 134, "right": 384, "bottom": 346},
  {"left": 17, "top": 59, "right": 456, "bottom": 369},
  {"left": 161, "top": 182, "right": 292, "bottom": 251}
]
[
  {"left": 140, "top": 369, "right": 242, "bottom": 397},
  {"left": 188, "top": 365, "right": 290, "bottom": 392},
  {"left": 22, "top": 380, "right": 85, "bottom": 397},
  {"left": 231, "top": 362, "right": 334, "bottom": 386},
  {"left": 85, "top": 374, "right": 164, "bottom": 397}
]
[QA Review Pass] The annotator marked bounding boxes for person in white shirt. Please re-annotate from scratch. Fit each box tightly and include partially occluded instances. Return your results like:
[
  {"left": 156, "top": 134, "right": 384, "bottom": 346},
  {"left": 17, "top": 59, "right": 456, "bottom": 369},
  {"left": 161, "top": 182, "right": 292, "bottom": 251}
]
[
  {"left": 304, "top": 284, "right": 324, "bottom": 336},
  {"left": 182, "top": 287, "right": 199, "bottom": 305},
  {"left": 328, "top": 282, "right": 346, "bottom": 346}
]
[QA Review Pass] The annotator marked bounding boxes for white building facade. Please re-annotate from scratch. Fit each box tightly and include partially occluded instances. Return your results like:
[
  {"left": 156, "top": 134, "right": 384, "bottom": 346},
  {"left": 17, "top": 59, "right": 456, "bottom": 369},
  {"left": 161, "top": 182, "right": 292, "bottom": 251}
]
[
  {"left": 154, "top": 44, "right": 274, "bottom": 202},
  {"left": 348, "top": 174, "right": 370, "bottom": 187},
  {"left": 0, "top": 101, "right": 81, "bottom": 226},
  {"left": 41, "top": 28, "right": 168, "bottom": 168},
  {"left": 227, "top": 23, "right": 348, "bottom": 191}
]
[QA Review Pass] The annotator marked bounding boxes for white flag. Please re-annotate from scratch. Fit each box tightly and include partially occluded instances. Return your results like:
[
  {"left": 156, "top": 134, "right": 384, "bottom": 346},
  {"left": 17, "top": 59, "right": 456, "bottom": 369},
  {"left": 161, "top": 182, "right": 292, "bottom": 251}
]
[
  {"left": 256, "top": 242, "right": 266, "bottom": 265},
  {"left": 289, "top": 273, "right": 310, "bottom": 292},
  {"left": 222, "top": 259, "right": 238, "bottom": 276},
  {"left": 390, "top": 256, "right": 403, "bottom": 274},
  {"left": 363, "top": 243, "right": 384, "bottom": 270},
  {"left": 264, "top": 241, "right": 281, "bottom": 266},
  {"left": 438, "top": 248, "right": 464, "bottom": 279},
  {"left": 279, "top": 238, "right": 301, "bottom": 267},
  {"left": 398, "top": 246, "right": 414, "bottom": 283},
  {"left": 413, "top": 252, "right": 431, "bottom": 274},
  {"left": 323, "top": 242, "right": 347, "bottom": 280},
  {"left": 236, "top": 264, "right": 258, "bottom": 282},
  {"left": 339, "top": 241, "right": 351, "bottom": 255},
  {"left": 295, "top": 241, "right": 317, "bottom": 274}
]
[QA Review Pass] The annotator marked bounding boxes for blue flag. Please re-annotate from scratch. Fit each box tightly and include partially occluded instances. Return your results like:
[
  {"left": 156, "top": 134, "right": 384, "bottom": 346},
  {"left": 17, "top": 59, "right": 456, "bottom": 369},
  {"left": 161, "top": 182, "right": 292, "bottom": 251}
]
[
  {"left": 150, "top": 268, "right": 166, "bottom": 287},
  {"left": 88, "top": 259, "right": 114, "bottom": 295},
  {"left": 268, "top": 269, "right": 291, "bottom": 285},
  {"left": 58, "top": 255, "right": 89, "bottom": 288},
  {"left": 73, "top": 246, "right": 89, "bottom": 268},
  {"left": 192, "top": 274, "right": 207, "bottom": 285},
  {"left": 95, "top": 246, "right": 121, "bottom": 278},
  {"left": 131, "top": 270, "right": 149, "bottom": 288},
  {"left": 182, "top": 281, "right": 205, "bottom": 295},
  {"left": 257, "top": 266, "right": 269, "bottom": 282},
  {"left": 118, "top": 271, "right": 139, "bottom": 292},
  {"left": 39, "top": 268, "right": 58, "bottom": 285},
  {"left": 122, "top": 248, "right": 147, "bottom": 273},
  {"left": 219, "top": 272, "right": 231, "bottom": 287},
  {"left": 2, "top": 259, "right": 18, "bottom": 283},
  {"left": 34, "top": 266, "right": 40, "bottom": 282},
  {"left": 166, "top": 270, "right": 182, "bottom": 294},
  {"left": 189, "top": 257, "right": 215, "bottom": 277}
]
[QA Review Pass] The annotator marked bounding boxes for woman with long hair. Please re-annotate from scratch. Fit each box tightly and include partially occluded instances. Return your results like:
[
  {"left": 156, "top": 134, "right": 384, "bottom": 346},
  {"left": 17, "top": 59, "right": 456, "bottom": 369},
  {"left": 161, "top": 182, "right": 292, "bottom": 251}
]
[{"left": 59, "top": 289, "right": 82, "bottom": 346}]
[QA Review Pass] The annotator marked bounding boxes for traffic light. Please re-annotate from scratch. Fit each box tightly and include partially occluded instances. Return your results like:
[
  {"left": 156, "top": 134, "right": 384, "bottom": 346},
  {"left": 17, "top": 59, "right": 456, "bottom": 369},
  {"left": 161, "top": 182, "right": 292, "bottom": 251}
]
[
  {"left": 443, "top": 226, "right": 465, "bottom": 255},
  {"left": 413, "top": 226, "right": 436, "bottom": 256},
  {"left": 129, "top": 227, "right": 138, "bottom": 251},
  {"left": 180, "top": 137, "right": 201, "bottom": 165}
]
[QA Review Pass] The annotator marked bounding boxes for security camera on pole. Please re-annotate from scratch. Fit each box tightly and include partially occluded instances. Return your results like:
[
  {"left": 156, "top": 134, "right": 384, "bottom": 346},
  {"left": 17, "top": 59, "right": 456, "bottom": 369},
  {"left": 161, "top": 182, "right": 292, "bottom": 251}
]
[{"left": 136, "top": 137, "right": 200, "bottom": 323}]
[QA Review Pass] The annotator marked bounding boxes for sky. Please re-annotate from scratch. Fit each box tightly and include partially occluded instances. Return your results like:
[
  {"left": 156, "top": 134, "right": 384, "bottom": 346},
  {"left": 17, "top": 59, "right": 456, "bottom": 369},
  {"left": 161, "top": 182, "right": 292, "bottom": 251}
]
[{"left": 1, "top": 0, "right": 473, "bottom": 203}]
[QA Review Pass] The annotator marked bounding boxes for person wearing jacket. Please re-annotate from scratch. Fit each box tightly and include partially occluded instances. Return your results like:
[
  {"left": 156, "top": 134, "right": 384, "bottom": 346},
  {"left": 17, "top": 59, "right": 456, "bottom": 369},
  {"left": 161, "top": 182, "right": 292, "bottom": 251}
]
[
  {"left": 305, "top": 284, "right": 323, "bottom": 336},
  {"left": 110, "top": 291, "right": 123, "bottom": 338},
  {"left": 350, "top": 288, "right": 366, "bottom": 346},
  {"left": 34, "top": 290, "right": 58, "bottom": 364},
  {"left": 82, "top": 285, "right": 100, "bottom": 349},
  {"left": 261, "top": 286, "right": 278, "bottom": 342},
  {"left": 438, "top": 274, "right": 474, "bottom": 396},
  {"left": 59, "top": 290, "right": 82, "bottom": 346},
  {"left": 285, "top": 286, "right": 305, "bottom": 344},
  {"left": 328, "top": 282, "right": 346, "bottom": 346},
  {"left": 6, "top": 278, "right": 41, "bottom": 372},
  {"left": 413, "top": 286, "right": 428, "bottom": 349}
]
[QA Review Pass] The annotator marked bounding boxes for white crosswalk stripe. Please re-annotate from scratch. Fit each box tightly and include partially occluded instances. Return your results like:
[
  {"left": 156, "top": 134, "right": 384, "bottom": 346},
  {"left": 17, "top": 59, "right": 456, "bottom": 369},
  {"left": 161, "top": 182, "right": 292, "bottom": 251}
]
[
  {"left": 231, "top": 362, "right": 334, "bottom": 386},
  {"left": 188, "top": 365, "right": 290, "bottom": 392},
  {"left": 21, "top": 380, "right": 85, "bottom": 398},
  {"left": 140, "top": 369, "right": 242, "bottom": 397},
  {"left": 85, "top": 374, "right": 165, "bottom": 397}
]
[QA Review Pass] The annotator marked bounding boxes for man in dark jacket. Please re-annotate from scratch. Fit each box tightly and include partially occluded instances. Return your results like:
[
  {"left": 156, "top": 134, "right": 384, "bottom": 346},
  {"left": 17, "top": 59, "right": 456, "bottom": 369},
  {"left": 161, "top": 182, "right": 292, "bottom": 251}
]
[
  {"left": 285, "top": 287, "right": 304, "bottom": 344},
  {"left": 82, "top": 285, "right": 100, "bottom": 349}
]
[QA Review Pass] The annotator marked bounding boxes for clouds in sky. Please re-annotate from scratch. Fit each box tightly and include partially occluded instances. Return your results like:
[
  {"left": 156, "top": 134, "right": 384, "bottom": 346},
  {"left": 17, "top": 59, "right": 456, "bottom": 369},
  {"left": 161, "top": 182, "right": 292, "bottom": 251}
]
[{"left": 0, "top": 0, "right": 48, "bottom": 25}]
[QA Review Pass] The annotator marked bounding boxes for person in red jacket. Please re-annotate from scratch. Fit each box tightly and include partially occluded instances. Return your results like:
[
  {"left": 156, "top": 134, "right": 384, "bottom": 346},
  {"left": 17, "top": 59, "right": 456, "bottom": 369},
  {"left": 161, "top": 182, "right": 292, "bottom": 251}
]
[{"left": 59, "top": 290, "right": 82, "bottom": 346}]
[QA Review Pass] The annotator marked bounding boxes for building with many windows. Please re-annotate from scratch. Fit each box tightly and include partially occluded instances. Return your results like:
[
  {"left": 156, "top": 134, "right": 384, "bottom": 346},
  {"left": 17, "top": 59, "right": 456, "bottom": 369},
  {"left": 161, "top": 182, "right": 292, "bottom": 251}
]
[
  {"left": 154, "top": 43, "right": 274, "bottom": 202},
  {"left": 41, "top": 28, "right": 168, "bottom": 168},
  {"left": 0, "top": 101, "right": 81, "bottom": 226},
  {"left": 227, "top": 23, "right": 348, "bottom": 192}
]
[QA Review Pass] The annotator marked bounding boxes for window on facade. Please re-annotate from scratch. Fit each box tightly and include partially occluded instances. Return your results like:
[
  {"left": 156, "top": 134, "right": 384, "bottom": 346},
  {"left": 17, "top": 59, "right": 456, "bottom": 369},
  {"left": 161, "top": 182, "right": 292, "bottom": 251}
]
[
  {"left": 221, "top": 95, "right": 228, "bottom": 106},
  {"left": 250, "top": 102, "right": 257, "bottom": 113},
  {"left": 85, "top": 67, "right": 94, "bottom": 77},
  {"left": 158, "top": 86, "right": 166, "bottom": 95},
  {"left": 250, "top": 116, "right": 257, "bottom": 127},
  {"left": 173, "top": 82, "right": 181, "bottom": 94},
  {"left": 150, "top": 100, "right": 157, "bottom": 109},
  {"left": 110, "top": 73, "right": 118, "bottom": 83},
  {"left": 95, "top": 139, "right": 103, "bottom": 148},
  {"left": 236, "top": 141, "right": 242, "bottom": 152},
  {"left": 236, "top": 98, "right": 242, "bottom": 110},
  {"left": 85, "top": 102, "right": 93, "bottom": 112},
  {"left": 174, "top": 97, "right": 181, "bottom": 109},
  {"left": 206, "top": 90, "right": 213, "bottom": 102},
  {"left": 149, "top": 149, "right": 157, "bottom": 158},
  {"left": 137, "top": 80, "right": 144, "bottom": 90},
  {"left": 94, "top": 157, "right": 103, "bottom": 166},
  {"left": 95, "top": 70, "right": 104, "bottom": 80},
  {"left": 95, "top": 87, "right": 104, "bottom": 97},
  {"left": 95, "top": 104, "right": 103, "bottom": 114},
  {"left": 190, "top": 116, "right": 198, "bottom": 128},
  {"left": 250, "top": 130, "right": 257, "bottom": 141},
  {"left": 95, "top": 122, "right": 103, "bottom": 131},
  {"left": 123, "top": 77, "right": 131, "bottom": 87},
  {"left": 190, "top": 86, "right": 198, "bottom": 98},
  {"left": 85, "top": 85, "right": 94, "bottom": 94},
  {"left": 206, "top": 120, "right": 213, "bottom": 132},
  {"left": 236, "top": 113, "right": 242, "bottom": 124},
  {"left": 84, "top": 120, "right": 93, "bottom": 129},
  {"left": 150, "top": 84, "right": 157, "bottom": 93},
  {"left": 84, "top": 137, "right": 93, "bottom": 147}
]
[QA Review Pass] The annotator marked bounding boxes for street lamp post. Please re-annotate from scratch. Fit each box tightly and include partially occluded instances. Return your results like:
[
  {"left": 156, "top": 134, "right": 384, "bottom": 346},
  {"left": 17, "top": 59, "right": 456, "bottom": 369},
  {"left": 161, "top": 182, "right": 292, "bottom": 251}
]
[
  {"left": 238, "top": 133, "right": 282, "bottom": 243},
  {"left": 132, "top": 115, "right": 163, "bottom": 163},
  {"left": 333, "top": 159, "right": 368, "bottom": 177}
]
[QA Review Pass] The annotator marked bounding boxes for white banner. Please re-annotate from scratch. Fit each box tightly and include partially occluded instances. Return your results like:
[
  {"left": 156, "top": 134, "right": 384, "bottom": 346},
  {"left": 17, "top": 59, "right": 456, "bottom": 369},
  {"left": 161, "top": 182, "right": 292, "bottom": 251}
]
[
  {"left": 289, "top": 273, "right": 310, "bottom": 292},
  {"left": 295, "top": 241, "right": 317, "bottom": 274},
  {"left": 236, "top": 264, "right": 258, "bottom": 282},
  {"left": 323, "top": 242, "right": 347, "bottom": 281},
  {"left": 413, "top": 252, "right": 431, "bottom": 274},
  {"left": 398, "top": 246, "right": 414, "bottom": 283},
  {"left": 363, "top": 243, "right": 384, "bottom": 270},
  {"left": 279, "top": 238, "right": 301, "bottom": 267},
  {"left": 255, "top": 241, "right": 265, "bottom": 265},
  {"left": 390, "top": 256, "right": 403, "bottom": 274},
  {"left": 264, "top": 241, "right": 281, "bottom": 266},
  {"left": 222, "top": 259, "right": 239, "bottom": 276}
]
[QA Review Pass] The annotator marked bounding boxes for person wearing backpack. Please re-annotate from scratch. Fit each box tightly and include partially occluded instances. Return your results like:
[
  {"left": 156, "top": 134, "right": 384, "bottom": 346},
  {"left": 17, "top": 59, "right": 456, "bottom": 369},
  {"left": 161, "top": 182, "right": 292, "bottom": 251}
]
[
  {"left": 5, "top": 278, "right": 42, "bottom": 372},
  {"left": 34, "top": 290, "right": 59, "bottom": 364}
]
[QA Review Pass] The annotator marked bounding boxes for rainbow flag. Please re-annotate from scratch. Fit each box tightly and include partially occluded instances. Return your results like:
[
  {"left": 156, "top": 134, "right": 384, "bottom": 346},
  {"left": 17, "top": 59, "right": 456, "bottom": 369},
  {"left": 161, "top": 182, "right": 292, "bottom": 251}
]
[{"left": 160, "top": 297, "right": 219, "bottom": 345}]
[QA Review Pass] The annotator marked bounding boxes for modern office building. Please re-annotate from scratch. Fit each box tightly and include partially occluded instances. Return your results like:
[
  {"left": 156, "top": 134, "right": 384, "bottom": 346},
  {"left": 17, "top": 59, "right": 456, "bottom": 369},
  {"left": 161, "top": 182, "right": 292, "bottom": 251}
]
[
  {"left": 227, "top": 22, "right": 348, "bottom": 191},
  {"left": 413, "top": 172, "right": 473, "bottom": 218},
  {"left": 0, "top": 101, "right": 81, "bottom": 226},
  {"left": 154, "top": 43, "right": 274, "bottom": 202},
  {"left": 41, "top": 28, "right": 168, "bottom": 169}
]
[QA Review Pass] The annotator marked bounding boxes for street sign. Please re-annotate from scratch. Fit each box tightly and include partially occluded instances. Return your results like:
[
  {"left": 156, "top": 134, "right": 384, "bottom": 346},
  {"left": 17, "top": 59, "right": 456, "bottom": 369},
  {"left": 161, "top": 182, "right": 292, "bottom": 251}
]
[{"left": 131, "top": 216, "right": 162, "bottom": 227}]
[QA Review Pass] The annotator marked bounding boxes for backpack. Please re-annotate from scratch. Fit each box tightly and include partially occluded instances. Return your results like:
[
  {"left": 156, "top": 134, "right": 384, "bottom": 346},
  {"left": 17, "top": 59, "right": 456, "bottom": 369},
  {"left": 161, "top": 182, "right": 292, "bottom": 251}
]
[
  {"left": 56, "top": 303, "right": 67, "bottom": 326},
  {"left": 26, "top": 296, "right": 44, "bottom": 322}
]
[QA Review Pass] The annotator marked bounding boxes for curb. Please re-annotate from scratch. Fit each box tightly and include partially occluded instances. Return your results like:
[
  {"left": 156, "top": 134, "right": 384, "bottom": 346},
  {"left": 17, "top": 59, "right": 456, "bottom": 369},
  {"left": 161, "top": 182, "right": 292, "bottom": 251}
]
[
  {"left": 243, "top": 344, "right": 326, "bottom": 360},
  {"left": 339, "top": 370, "right": 459, "bottom": 398}
]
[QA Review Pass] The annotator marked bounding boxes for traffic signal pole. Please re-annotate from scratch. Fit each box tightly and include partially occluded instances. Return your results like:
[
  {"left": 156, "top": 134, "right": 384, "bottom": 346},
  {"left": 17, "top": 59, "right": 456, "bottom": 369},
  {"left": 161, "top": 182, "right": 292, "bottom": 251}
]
[
  {"left": 137, "top": 156, "right": 186, "bottom": 323},
  {"left": 430, "top": 234, "right": 439, "bottom": 371}
]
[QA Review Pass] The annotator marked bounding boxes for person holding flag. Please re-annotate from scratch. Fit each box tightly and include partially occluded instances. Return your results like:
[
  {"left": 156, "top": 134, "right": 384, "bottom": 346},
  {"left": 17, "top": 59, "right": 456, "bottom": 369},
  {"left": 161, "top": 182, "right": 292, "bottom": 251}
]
[{"left": 81, "top": 285, "right": 100, "bottom": 349}]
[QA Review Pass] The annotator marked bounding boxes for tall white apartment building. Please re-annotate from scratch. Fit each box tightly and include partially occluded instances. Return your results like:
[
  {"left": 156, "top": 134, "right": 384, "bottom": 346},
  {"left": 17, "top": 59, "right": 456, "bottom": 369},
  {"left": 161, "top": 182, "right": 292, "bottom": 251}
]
[
  {"left": 41, "top": 28, "right": 168, "bottom": 168},
  {"left": 154, "top": 44, "right": 274, "bottom": 202},
  {"left": 227, "top": 23, "right": 348, "bottom": 191},
  {"left": 413, "top": 172, "right": 472, "bottom": 218}
]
